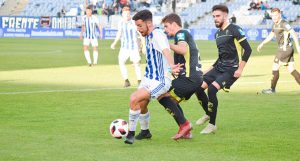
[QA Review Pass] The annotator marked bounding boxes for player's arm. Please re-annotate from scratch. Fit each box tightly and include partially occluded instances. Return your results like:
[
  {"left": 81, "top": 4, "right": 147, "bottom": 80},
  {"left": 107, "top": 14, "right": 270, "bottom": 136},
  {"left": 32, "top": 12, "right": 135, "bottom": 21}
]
[
  {"left": 97, "top": 22, "right": 103, "bottom": 39},
  {"left": 80, "top": 18, "right": 85, "bottom": 40},
  {"left": 257, "top": 31, "right": 275, "bottom": 52},
  {"left": 111, "top": 23, "right": 123, "bottom": 49},
  {"left": 162, "top": 48, "right": 182, "bottom": 75},
  {"left": 234, "top": 39, "right": 252, "bottom": 78},
  {"left": 289, "top": 29, "right": 300, "bottom": 54},
  {"left": 170, "top": 41, "right": 188, "bottom": 55}
]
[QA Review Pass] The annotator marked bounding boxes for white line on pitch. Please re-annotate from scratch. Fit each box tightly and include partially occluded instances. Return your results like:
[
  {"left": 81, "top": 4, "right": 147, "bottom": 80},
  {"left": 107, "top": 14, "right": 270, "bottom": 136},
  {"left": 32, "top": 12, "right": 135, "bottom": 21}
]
[{"left": 0, "top": 80, "right": 296, "bottom": 95}]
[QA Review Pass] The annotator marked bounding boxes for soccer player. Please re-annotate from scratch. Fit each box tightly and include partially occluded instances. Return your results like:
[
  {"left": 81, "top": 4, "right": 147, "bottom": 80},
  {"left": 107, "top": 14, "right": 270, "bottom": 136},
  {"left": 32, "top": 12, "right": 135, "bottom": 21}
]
[
  {"left": 111, "top": 6, "right": 142, "bottom": 88},
  {"left": 195, "top": 5, "right": 252, "bottom": 134},
  {"left": 257, "top": 8, "right": 300, "bottom": 94},
  {"left": 135, "top": 13, "right": 204, "bottom": 141},
  {"left": 80, "top": 5, "right": 102, "bottom": 66},
  {"left": 124, "top": 10, "right": 186, "bottom": 144}
]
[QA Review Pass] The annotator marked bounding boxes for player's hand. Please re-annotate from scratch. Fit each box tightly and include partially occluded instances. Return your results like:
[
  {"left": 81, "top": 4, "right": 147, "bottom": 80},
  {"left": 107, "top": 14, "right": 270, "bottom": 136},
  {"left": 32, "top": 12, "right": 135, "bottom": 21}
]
[
  {"left": 171, "top": 63, "right": 183, "bottom": 76},
  {"left": 111, "top": 43, "right": 115, "bottom": 50},
  {"left": 234, "top": 68, "right": 243, "bottom": 78},
  {"left": 80, "top": 34, "right": 83, "bottom": 40},
  {"left": 257, "top": 43, "right": 263, "bottom": 52}
]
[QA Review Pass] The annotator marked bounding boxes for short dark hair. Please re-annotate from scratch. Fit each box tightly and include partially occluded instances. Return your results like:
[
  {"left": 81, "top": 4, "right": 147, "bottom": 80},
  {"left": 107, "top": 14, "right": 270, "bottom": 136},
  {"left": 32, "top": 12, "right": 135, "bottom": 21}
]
[
  {"left": 132, "top": 10, "right": 152, "bottom": 21},
  {"left": 86, "top": 5, "right": 93, "bottom": 10},
  {"left": 161, "top": 13, "right": 182, "bottom": 27},
  {"left": 212, "top": 5, "right": 229, "bottom": 13},
  {"left": 271, "top": 7, "right": 281, "bottom": 13}
]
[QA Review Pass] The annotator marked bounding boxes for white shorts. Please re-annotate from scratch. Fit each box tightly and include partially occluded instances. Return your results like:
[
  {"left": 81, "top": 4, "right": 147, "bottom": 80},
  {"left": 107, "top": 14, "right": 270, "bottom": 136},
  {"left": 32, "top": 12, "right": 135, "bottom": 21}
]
[
  {"left": 118, "top": 48, "right": 141, "bottom": 63},
  {"left": 138, "top": 77, "right": 172, "bottom": 100},
  {"left": 83, "top": 38, "right": 98, "bottom": 47}
]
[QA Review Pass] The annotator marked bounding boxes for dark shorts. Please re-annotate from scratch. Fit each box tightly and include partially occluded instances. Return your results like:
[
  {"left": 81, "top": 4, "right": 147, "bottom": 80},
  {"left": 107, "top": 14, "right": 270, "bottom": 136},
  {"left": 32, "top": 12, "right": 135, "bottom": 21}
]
[
  {"left": 203, "top": 68, "right": 238, "bottom": 91},
  {"left": 169, "top": 76, "right": 203, "bottom": 102},
  {"left": 274, "top": 46, "right": 294, "bottom": 64}
]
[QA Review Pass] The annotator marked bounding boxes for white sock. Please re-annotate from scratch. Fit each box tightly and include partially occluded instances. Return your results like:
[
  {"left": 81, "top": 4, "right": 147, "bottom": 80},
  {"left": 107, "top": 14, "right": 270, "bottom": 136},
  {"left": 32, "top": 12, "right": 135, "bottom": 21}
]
[
  {"left": 139, "top": 111, "right": 150, "bottom": 130},
  {"left": 119, "top": 60, "right": 128, "bottom": 80},
  {"left": 93, "top": 51, "right": 98, "bottom": 64},
  {"left": 133, "top": 63, "right": 142, "bottom": 81},
  {"left": 84, "top": 50, "right": 91, "bottom": 64},
  {"left": 128, "top": 109, "right": 141, "bottom": 132}
]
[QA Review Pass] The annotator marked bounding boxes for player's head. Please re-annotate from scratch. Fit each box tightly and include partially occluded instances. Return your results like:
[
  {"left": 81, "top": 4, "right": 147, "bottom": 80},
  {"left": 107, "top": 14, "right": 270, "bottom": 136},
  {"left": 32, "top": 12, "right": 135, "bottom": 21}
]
[
  {"left": 132, "top": 10, "right": 153, "bottom": 37},
  {"left": 122, "top": 6, "right": 131, "bottom": 21},
  {"left": 86, "top": 5, "right": 93, "bottom": 16},
  {"left": 162, "top": 13, "right": 182, "bottom": 36},
  {"left": 212, "top": 5, "right": 229, "bottom": 28},
  {"left": 271, "top": 8, "right": 281, "bottom": 24}
]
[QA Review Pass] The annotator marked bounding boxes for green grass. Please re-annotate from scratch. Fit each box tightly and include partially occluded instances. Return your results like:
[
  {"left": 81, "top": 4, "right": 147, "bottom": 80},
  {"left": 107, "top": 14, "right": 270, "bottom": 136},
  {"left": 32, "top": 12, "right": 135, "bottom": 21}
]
[{"left": 0, "top": 38, "right": 300, "bottom": 161}]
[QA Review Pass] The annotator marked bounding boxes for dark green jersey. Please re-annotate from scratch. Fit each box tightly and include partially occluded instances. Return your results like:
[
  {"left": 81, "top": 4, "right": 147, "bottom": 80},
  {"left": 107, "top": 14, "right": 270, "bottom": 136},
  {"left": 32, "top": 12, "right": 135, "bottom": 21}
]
[
  {"left": 174, "top": 30, "right": 202, "bottom": 80},
  {"left": 214, "top": 24, "right": 247, "bottom": 72},
  {"left": 272, "top": 19, "right": 293, "bottom": 48}
]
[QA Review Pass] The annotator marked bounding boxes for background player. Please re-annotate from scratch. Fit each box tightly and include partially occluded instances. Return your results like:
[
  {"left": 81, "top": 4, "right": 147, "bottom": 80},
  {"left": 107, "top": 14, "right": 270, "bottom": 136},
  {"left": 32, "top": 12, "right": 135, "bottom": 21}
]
[
  {"left": 80, "top": 5, "right": 102, "bottom": 66},
  {"left": 257, "top": 8, "right": 300, "bottom": 94},
  {"left": 124, "top": 10, "right": 183, "bottom": 144},
  {"left": 111, "top": 6, "right": 142, "bottom": 88},
  {"left": 195, "top": 5, "right": 252, "bottom": 134}
]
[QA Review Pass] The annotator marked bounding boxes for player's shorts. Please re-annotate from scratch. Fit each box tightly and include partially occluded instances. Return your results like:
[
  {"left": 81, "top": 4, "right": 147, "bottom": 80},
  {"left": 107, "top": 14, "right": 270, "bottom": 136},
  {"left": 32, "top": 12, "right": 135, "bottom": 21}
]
[
  {"left": 203, "top": 68, "right": 238, "bottom": 91},
  {"left": 118, "top": 48, "right": 141, "bottom": 63},
  {"left": 83, "top": 38, "right": 98, "bottom": 47},
  {"left": 138, "top": 76, "right": 172, "bottom": 100},
  {"left": 169, "top": 76, "right": 203, "bottom": 102},
  {"left": 274, "top": 46, "right": 294, "bottom": 65}
]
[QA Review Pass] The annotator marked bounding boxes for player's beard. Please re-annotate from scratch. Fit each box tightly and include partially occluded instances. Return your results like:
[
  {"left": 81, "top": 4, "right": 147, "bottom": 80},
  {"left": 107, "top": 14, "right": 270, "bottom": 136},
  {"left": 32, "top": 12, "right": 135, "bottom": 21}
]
[{"left": 215, "top": 21, "right": 223, "bottom": 28}]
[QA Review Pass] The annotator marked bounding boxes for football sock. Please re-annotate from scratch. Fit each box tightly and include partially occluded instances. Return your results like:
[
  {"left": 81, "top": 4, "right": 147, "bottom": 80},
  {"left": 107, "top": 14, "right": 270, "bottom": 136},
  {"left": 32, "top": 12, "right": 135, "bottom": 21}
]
[
  {"left": 271, "top": 70, "right": 279, "bottom": 91},
  {"left": 139, "top": 111, "right": 150, "bottom": 130},
  {"left": 159, "top": 96, "right": 186, "bottom": 125},
  {"left": 133, "top": 62, "right": 142, "bottom": 81},
  {"left": 93, "top": 51, "right": 98, "bottom": 64},
  {"left": 207, "top": 85, "right": 219, "bottom": 125},
  {"left": 291, "top": 70, "right": 300, "bottom": 85},
  {"left": 128, "top": 109, "right": 141, "bottom": 132},
  {"left": 119, "top": 60, "right": 128, "bottom": 80},
  {"left": 195, "top": 87, "right": 209, "bottom": 115},
  {"left": 84, "top": 50, "right": 92, "bottom": 64}
]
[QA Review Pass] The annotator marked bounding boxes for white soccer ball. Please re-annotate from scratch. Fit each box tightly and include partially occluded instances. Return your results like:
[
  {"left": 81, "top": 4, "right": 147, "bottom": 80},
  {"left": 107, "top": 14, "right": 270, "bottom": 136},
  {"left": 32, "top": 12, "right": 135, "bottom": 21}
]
[{"left": 109, "top": 119, "right": 128, "bottom": 139}]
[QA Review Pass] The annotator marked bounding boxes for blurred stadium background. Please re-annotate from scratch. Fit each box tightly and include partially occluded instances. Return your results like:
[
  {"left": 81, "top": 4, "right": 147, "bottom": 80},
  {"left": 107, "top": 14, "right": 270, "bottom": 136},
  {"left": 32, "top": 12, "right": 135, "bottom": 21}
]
[
  {"left": 1, "top": 1, "right": 300, "bottom": 161},
  {"left": 0, "top": 0, "right": 299, "bottom": 39}
]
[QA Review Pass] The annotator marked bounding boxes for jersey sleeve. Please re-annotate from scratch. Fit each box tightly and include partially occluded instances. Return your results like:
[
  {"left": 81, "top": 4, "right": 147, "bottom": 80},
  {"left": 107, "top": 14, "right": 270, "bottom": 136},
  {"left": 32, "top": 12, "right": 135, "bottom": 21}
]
[
  {"left": 154, "top": 30, "right": 170, "bottom": 51},
  {"left": 282, "top": 21, "right": 292, "bottom": 32},
  {"left": 232, "top": 25, "right": 247, "bottom": 43},
  {"left": 176, "top": 31, "right": 187, "bottom": 43},
  {"left": 94, "top": 16, "right": 100, "bottom": 25}
]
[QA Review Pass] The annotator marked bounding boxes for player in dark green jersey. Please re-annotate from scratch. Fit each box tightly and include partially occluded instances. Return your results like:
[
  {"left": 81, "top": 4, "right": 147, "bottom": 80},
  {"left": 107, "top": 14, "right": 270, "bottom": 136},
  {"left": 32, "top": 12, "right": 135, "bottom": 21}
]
[
  {"left": 195, "top": 5, "right": 252, "bottom": 134},
  {"left": 257, "top": 8, "right": 300, "bottom": 94}
]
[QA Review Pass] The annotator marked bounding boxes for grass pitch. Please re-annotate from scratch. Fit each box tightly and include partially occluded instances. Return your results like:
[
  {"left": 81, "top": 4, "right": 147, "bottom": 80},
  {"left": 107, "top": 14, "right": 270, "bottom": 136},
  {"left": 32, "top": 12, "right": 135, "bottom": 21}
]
[{"left": 0, "top": 38, "right": 299, "bottom": 161}]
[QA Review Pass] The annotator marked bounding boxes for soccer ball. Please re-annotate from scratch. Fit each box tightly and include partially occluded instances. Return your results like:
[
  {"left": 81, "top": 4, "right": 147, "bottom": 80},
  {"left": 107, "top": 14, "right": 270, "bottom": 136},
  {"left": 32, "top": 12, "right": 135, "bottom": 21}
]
[{"left": 109, "top": 119, "right": 128, "bottom": 139}]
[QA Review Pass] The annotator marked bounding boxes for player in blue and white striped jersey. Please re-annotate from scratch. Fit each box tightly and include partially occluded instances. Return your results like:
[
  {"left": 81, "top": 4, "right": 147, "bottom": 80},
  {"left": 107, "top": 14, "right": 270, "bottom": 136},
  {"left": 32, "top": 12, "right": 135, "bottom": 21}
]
[
  {"left": 111, "top": 6, "right": 142, "bottom": 88},
  {"left": 124, "top": 10, "right": 187, "bottom": 144},
  {"left": 80, "top": 5, "right": 102, "bottom": 66}
]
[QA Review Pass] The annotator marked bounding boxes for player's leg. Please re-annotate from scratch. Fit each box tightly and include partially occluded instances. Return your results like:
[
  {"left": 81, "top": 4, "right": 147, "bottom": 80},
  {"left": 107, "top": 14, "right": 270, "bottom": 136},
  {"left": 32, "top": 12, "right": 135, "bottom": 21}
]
[
  {"left": 287, "top": 62, "right": 300, "bottom": 85},
  {"left": 83, "top": 39, "right": 92, "bottom": 66},
  {"left": 263, "top": 61, "right": 280, "bottom": 94},
  {"left": 125, "top": 88, "right": 150, "bottom": 144},
  {"left": 135, "top": 100, "right": 152, "bottom": 140},
  {"left": 130, "top": 49, "right": 142, "bottom": 85},
  {"left": 92, "top": 39, "right": 98, "bottom": 65},
  {"left": 195, "top": 69, "right": 217, "bottom": 125},
  {"left": 118, "top": 49, "right": 131, "bottom": 87}
]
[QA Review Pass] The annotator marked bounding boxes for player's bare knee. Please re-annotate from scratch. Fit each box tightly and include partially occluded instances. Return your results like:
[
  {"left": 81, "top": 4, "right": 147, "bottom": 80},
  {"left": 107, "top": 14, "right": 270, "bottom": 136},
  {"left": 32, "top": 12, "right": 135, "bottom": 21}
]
[
  {"left": 211, "top": 82, "right": 221, "bottom": 90},
  {"left": 201, "top": 81, "right": 208, "bottom": 89},
  {"left": 272, "top": 63, "right": 280, "bottom": 71},
  {"left": 287, "top": 63, "right": 295, "bottom": 73}
]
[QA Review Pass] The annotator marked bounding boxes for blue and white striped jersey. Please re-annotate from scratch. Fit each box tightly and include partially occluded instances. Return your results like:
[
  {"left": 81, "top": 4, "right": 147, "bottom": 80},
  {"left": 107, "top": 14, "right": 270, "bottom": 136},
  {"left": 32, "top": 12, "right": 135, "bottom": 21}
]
[
  {"left": 118, "top": 20, "right": 139, "bottom": 50},
  {"left": 82, "top": 15, "right": 99, "bottom": 39},
  {"left": 144, "top": 29, "right": 171, "bottom": 82}
]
